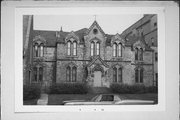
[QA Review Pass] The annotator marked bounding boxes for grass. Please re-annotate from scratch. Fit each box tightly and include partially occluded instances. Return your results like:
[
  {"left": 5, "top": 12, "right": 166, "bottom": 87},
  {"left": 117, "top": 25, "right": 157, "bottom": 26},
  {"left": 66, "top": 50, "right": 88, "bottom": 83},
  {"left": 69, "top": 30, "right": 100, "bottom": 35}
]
[
  {"left": 23, "top": 99, "right": 38, "bottom": 105},
  {"left": 48, "top": 93, "right": 158, "bottom": 105}
]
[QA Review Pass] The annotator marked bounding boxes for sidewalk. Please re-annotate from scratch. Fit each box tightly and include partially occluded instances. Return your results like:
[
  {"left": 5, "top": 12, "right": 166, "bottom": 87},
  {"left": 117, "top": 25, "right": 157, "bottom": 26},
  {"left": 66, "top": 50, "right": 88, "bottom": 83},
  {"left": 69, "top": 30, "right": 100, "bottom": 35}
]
[{"left": 37, "top": 94, "right": 48, "bottom": 105}]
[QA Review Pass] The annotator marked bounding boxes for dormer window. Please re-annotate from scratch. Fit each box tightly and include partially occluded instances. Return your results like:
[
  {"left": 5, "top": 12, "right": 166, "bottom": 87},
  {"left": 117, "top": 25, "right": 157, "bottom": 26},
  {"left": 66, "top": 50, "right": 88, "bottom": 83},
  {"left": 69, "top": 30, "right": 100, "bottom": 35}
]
[
  {"left": 113, "top": 42, "right": 123, "bottom": 57},
  {"left": 34, "top": 43, "right": 44, "bottom": 57},
  {"left": 135, "top": 47, "right": 143, "bottom": 61}
]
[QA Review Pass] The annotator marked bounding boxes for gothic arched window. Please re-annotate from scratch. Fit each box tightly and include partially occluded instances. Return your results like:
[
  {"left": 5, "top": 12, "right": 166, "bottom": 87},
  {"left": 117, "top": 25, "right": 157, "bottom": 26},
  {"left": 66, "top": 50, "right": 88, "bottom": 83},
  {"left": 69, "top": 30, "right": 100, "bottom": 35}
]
[
  {"left": 39, "top": 67, "right": 43, "bottom": 82},
  {"left": 67, "top": 41, "right": 71, "bottom": 56},
  {"left": 91, "top": 42, "right": 95, "bottom": 56},
  {"left": 113, "top": 67, "right": 117, "bottom": 82},
  {"left": 135, "top": 69, "right": 139, "bottom": 83},
  {"left": 40, "top": 43, "right": 44, "bottom": 57},
  {"left": 113, "top": 43, "right": 117, "bottom": 57},
  {"left": 73, "top": 41, "right": 77, "bottom": 56},
  {"left": 135, "top": 48, "right": 138, "bottom": 60},
  {"left": 34, "top": 43, "right": 38, "bottom": 57},
  {"left": 66, "top": 66, "right": 71, "bottom": 82},
  {"left": 118, "top": 68, "right": 122, "bottom": 83},
  {"left": 139, "top": 48, "right": 143, "bottom": 61},
  {"left": 72, "top": 66, "right": 77, "bottom": 82},
  {"left": 96, "top": 42, "right": 100, "bottom": 55},
  {"left": 118, "top": 43, "right": 122, "bottom": 57},
  {"left": 140, "top": 69, "right": 143, "bottom": 83},
  {"left": 33, "top": 67, "right": 37, "bottom": 82}
]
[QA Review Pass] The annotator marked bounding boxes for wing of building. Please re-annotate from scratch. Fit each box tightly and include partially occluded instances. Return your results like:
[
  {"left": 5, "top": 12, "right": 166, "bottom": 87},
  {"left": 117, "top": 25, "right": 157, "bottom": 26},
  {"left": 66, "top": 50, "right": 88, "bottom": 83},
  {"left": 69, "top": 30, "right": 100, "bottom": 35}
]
[{"left": 23, "top": 15, "right": 158, "bottom": 88}]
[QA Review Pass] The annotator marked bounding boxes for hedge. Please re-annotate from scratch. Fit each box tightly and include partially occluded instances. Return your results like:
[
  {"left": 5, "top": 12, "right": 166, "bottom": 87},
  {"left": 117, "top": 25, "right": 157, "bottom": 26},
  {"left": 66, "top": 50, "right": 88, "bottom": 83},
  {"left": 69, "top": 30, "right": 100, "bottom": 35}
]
[
  {"left": 23, "top": 85, "right": 41, "bottom": 100},
  {"left": 110, "top": 83, "right": 157, "bottom": 94},
  {"left": 48, "top": 83, "right": 88, "bottom": 94}
]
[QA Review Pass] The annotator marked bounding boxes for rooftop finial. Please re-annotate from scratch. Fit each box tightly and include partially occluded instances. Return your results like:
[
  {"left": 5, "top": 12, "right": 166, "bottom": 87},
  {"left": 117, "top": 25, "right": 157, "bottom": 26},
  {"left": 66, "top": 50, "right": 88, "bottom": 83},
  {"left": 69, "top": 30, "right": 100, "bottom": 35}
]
[{"left": 94, "top": 15, "right": 96, "bottom": 21}]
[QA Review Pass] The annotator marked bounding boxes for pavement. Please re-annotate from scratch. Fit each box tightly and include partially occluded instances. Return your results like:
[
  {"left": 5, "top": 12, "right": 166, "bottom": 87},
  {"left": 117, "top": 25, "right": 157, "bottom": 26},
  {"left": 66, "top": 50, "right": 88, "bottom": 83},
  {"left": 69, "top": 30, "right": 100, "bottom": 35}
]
[{"left": 37, "top": 94, "right": 48, "bottom": 105}]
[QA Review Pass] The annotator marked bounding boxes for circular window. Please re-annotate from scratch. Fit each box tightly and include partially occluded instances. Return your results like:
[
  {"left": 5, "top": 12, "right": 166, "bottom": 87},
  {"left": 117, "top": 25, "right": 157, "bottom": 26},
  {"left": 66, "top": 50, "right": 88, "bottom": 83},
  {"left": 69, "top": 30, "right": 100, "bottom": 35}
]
[{"left": 93, "top": 29, "right": 98, "bottom": 34}]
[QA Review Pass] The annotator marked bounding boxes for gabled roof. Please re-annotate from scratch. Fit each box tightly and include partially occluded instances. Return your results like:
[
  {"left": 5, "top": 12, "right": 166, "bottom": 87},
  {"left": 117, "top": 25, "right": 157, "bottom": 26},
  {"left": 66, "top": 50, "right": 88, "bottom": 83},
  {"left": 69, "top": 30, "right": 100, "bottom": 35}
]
[
  {"left": 87, "top": 20, "right": 105, "bottom": 36},
  {"left": 33, "top": 30, "right": 57, "bottom": 47},
  {"left": 88, "top": 56, "right": 109, "bottom": 68}
]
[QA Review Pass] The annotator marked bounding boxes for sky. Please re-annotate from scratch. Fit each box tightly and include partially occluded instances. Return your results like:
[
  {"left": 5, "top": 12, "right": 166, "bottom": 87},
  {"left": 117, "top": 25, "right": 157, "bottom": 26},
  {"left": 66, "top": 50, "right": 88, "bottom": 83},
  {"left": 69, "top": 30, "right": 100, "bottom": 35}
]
[{"left": 34, "top": 15, "right": 143, "bottom": 34}]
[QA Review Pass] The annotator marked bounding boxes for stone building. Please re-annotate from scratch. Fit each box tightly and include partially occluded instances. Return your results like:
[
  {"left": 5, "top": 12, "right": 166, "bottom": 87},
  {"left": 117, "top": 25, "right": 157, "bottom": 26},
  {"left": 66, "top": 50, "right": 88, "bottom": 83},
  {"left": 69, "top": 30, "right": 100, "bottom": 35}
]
[{"left": 23, "top": 14, "right": 157, "bottom": 88}]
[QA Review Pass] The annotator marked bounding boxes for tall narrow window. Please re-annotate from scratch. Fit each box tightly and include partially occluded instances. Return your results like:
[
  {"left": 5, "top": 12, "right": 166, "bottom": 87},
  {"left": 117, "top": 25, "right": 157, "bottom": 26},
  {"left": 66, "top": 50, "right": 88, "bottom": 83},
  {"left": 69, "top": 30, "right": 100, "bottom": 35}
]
[
  {"left": 96, "top": 42, "right": 100, "bottom": 55},
  {"left": 66, "top": 66, "right": 71, "bottom": 82},
  {"left": 72, "top": 66, "right": 77, "bottom": 82},
  {"left": 135, "top": 69, "right": 139, "bottom": 83},
  {"left": 33, "top": 67, "right": 37, "bottom": 82},
  {"left": 118, "top": 68, "right": 122, "bottom": 83},
  {"left": 140, "top": 69, "right": 143, "bottom": 83},
  {"left": 113, "top": 43, "right": 117, "bottom": 57},
  {"left": 40, "top": 43, "right": 44, "bottom": 57},
  {"left": 155, "top": 52, "right": 158, "bottom": 61},
  {"left": 91, "top": 42, "right": 95, "bottom": 56},
  {"left": 155, "top": 73, "right": 158, "bottom": 86},
  {"left": 139, "top": 48, "right": 143, "bottom": 61},
  {"left": 113, "top": 68, "right": 117, "bottom": 82},
  {"left": 73, "top": 41, "right": 77, "bottom": 56},
  {"left": 39, "top": 67, "right": 43, "bottom": 82},
  {"left": 118, "top": 43, "right": 122, "bottom": 57},
  {"left": 67, "top": 41, "right": 71, "bottom": 56},
  {"left": 135, "top": 48, "right": 138, "bottom": 60},
  {"left": 34, "top": 43, "right": 38, "bottom": 57}
]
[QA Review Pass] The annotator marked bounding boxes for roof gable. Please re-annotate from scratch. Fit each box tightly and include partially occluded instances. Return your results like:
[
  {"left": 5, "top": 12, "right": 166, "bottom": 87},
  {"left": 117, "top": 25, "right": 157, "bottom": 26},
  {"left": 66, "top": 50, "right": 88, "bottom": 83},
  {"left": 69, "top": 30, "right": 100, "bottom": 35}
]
[{"left": 87, "top": 21, "right": 105, "bottom": 36}]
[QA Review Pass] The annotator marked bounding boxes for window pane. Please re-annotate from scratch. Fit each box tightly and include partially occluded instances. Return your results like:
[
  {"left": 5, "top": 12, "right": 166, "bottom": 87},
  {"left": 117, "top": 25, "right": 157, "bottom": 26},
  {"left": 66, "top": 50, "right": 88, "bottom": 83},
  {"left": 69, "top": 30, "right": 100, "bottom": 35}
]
[
  {"left": 118, "top": 68, "right": 122, "bottom": 83},
  {"left": 66, "top": 67, "right": 70, "bottom": 82},
  {"left": 118, "top": 43, "right": 122, "bottom": 57},
  {"left": 96, "top": 42, "right": 100, "bottom": 55},
  {"left": 73, "top": 42, "right": 77, "bottom": 56},
  {"left": 140, "top": 69, "right": 143, "bottom": 83},
  {"left": 113, "top": 43, "right": 117, "bottom": 57},
  {"left": 34, "top": 44, "right": 38, "bottom": 57},
  {"left": 33, "top": 67, "right": 37, "bottom": 82},
  {"left": 67, "top": 42, "right": 71, "bottom": 55},
  {"left": 40, "top": 44, "right": 44, "bottom": 57},
  {"left": 135, "top": 48, "right": 138, "bottom": 60},
  {"left": 139, "top": 48, "right": 143, "bottom": 61},
  {"left": 135, "top": 69, "right": 139, "bottom": 83},
  {"left": 91, "top": 42, "right": 94, "bottom": 56},
  {"left": 113, "top": 68, "right": 117, "bottom": 82},
  {"left": 72, "top": 67, "right": 77, "bottom": 82},
  {"left": 39, "top": 67, "right": 43, "bottom": 82}
]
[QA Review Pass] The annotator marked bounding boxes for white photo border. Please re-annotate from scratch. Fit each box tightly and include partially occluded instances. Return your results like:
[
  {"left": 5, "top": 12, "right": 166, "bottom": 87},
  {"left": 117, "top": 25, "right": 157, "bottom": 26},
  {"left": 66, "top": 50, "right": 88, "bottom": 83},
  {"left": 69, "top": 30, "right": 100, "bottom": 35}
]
[{"left": 15, "top": 6, "right": 165, "bottom": 112}]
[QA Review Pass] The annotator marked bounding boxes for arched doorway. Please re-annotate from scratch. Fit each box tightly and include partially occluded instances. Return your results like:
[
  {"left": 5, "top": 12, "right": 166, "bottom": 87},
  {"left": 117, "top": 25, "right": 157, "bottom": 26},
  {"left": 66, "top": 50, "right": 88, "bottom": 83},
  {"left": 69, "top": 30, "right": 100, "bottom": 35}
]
[{"left": 92, "top": 65, "right": 104, "bottom": 87}]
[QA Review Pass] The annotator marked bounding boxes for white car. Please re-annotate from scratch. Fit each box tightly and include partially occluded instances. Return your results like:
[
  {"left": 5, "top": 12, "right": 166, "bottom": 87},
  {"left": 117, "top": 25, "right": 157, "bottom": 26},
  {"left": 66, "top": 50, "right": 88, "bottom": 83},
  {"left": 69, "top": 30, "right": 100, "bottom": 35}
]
[{"left": 64, "top": 94, "right": 155, "bottom": 105}]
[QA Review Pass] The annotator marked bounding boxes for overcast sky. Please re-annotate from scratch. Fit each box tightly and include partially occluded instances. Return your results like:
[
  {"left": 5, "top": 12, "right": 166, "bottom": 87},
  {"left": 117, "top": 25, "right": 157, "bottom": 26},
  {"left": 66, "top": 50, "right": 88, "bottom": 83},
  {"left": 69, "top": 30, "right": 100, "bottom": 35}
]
[{"left": 34, "top": 15, "right": 143, "bottom": 34}]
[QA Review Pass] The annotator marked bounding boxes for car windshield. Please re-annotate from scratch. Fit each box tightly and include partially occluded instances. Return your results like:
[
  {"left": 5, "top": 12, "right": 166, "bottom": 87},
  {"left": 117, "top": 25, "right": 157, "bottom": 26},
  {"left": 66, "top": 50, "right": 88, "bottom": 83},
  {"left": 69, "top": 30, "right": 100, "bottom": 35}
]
[
  {"left": 100, "top": 95, "right": 114, "bottom": 101},
  {"left": 91, "top": 95, "right": 99, "bottom": 102}
]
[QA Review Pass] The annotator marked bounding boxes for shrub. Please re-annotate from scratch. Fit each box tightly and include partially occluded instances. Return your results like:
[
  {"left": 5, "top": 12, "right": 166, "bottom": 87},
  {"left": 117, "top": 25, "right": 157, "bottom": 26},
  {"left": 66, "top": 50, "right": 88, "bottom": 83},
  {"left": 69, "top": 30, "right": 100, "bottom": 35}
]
[
  {"left": 23, "top": 85, "right": 41, "bottom": 100},
  {"left": 110, "top": 83, "right": 157, "bottom": 94},
  {"left": 48, "top": 83, "right": 88, "bottom": 94}
]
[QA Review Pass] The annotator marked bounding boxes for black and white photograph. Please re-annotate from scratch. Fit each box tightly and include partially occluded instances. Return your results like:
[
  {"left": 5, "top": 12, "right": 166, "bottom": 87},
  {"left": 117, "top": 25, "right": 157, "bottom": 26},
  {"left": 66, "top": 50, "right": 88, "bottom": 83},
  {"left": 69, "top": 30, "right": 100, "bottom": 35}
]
[
  {"left": 23, "top": 14, "right": 158, "bottom": 106},
  {"left": 1, "top": 1, "right": 179, "bottom": 120}
]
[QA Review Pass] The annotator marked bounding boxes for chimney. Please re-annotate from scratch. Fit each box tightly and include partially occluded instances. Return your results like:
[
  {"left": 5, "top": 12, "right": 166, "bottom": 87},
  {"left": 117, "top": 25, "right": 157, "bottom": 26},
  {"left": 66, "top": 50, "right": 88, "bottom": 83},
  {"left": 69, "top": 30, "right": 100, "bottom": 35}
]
[{"left": 60, "top": 26, "right": 63, "bottom": 32}]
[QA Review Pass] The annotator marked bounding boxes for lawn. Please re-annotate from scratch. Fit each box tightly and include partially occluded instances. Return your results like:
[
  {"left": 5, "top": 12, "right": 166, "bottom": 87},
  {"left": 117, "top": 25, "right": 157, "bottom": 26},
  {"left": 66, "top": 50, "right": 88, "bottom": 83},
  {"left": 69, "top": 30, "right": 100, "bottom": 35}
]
[
  {"left": 23, "top": 99, "right": 38, "bottom": 105},
  {"left": 48, "top": 93, "right": 158, "bottom": 105}
]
